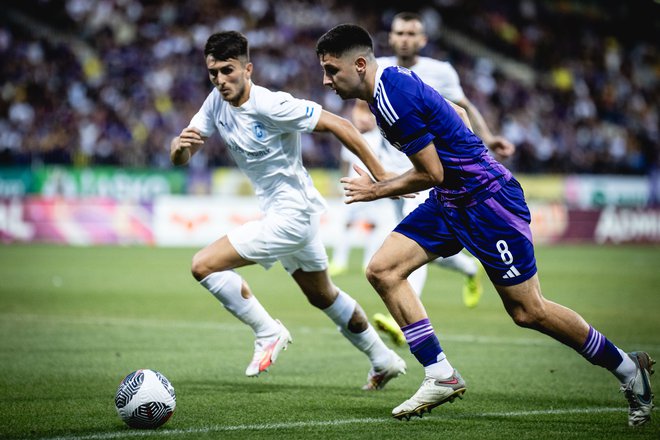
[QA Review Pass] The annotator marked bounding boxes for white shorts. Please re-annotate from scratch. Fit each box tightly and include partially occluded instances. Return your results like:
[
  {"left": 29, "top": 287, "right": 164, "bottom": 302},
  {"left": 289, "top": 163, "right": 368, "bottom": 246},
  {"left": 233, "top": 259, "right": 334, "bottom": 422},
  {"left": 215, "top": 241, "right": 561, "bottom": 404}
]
[{"left": 227, "top": 210, "right": 328, "bottom": 274}]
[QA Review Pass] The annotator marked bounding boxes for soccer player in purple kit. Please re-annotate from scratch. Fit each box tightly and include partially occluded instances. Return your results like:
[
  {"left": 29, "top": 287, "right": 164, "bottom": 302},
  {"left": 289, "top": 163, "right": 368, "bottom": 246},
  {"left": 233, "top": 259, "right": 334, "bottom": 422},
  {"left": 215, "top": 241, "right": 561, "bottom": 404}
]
[{"left": 315, "top": 24, "right": 654, "bottom": 425}]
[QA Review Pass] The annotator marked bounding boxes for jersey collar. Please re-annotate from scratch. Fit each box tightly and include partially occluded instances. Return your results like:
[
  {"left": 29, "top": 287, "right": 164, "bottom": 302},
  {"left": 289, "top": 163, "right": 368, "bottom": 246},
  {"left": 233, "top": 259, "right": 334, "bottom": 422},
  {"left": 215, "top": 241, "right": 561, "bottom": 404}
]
[{"left": 373, "top": 65, "right": 385, "bottom": 99}]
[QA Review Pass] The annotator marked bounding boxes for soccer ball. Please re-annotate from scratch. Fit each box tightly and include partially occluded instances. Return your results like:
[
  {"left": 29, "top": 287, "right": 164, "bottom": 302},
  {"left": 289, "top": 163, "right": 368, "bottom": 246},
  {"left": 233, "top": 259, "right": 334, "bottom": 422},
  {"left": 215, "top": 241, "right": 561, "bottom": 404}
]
[{"left": 115, "top": 369, "right": 176, "bottom": 429}]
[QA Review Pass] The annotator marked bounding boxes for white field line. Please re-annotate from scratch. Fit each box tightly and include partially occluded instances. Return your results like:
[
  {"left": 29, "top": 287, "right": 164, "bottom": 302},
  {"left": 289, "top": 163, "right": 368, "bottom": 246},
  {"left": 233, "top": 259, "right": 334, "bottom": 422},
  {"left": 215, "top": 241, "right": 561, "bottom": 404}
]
[
  {"left": 35, "top": 407, "right": 654, "bottom": 440},
  {"left": 2, "top": 312, "right": 659, "bottom": 351}
]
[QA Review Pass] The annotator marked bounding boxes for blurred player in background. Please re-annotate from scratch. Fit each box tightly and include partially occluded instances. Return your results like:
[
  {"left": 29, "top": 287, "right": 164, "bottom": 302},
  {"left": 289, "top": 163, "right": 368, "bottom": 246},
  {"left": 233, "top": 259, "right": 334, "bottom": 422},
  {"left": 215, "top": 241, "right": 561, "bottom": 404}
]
[
  {"left": 382, "top": 12, "right": 515, "bottom": 157},
  {"left": 171, "top": 30, "right": 406, "bottom": 390},
  {"left": 328, "top": 104, "right": 394, "bottom": 277},
  {"left": 368, "top": 11, "right": 517, "bottom": 345},
  {"left": 317, "top": 23, "right": 654, "bottom": 426}
]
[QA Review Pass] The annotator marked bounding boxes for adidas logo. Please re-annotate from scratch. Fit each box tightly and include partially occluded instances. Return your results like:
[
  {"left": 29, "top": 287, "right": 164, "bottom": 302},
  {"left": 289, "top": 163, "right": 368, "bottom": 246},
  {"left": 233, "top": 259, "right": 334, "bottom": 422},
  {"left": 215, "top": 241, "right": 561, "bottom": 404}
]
[{"left": 503, "top": 265, "right": 521, "bottom": 279}]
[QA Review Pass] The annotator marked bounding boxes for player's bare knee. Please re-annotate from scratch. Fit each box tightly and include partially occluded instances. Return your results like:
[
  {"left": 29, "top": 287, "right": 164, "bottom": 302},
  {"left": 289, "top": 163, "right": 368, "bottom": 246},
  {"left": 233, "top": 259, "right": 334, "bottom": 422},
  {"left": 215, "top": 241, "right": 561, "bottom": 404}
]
[
  {"left": 365, "top": 269, "right": 386, "bottom": 293},
  {"left": 509, "top": 308, "right": 534, "bottom": 328},
  {"left": 508, "top": 304, "right": 548, "bottom": 329},
  {"left": 365, "top": 261, "right": 393, "bottom": 291},
  {"left": 190, "top": 252, "right": 211, "bottom": 281}
]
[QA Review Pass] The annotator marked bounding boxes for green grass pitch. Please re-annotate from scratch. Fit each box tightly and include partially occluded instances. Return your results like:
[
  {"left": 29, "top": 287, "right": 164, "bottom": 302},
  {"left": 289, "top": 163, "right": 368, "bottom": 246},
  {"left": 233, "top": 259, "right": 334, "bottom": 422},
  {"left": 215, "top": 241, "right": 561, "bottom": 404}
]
[{"left": 1, "top": 243, "right": 659, "bottom": 439}]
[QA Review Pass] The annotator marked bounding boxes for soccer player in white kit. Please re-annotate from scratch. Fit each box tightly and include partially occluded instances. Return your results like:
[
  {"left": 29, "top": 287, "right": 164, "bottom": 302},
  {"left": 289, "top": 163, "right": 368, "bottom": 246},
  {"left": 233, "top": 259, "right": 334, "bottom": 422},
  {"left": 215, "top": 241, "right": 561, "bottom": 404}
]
[
  {"left": 366, "top": 12, "right": 517, "bottom": 345},
  {"left": 170, "top": 31, "right": 406, "bottom": 390}
]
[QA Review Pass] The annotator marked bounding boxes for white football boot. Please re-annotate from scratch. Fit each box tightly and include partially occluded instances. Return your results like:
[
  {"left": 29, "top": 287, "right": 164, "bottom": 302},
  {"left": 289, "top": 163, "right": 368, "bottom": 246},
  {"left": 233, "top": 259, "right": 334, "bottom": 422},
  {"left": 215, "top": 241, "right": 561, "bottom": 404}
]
[
  {"left": 622, "top": 351, "right": 655, "bottom": 426},
  {"left": 245, "top": 320, "right": 292, "bottom": 377},
  {"left": 392, "top": 370, "right": 466, "bottom": 420},
  {"left": 362, "top": 350, "right": 407, "bottom": 390}
]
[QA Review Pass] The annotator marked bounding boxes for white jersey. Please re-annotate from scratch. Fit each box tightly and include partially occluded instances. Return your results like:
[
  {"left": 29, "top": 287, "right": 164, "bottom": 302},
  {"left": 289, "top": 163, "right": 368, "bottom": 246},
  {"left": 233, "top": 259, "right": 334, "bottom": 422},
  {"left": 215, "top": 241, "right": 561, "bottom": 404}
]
[
  {"left": 341, "top": 127, "right": 411, "bottom": 175},
  {"left": 376, "top": 56, "right": 466, "bottom": 103},
  {"left": 190, "top": 83, "right": 326, "bottom": 214}
]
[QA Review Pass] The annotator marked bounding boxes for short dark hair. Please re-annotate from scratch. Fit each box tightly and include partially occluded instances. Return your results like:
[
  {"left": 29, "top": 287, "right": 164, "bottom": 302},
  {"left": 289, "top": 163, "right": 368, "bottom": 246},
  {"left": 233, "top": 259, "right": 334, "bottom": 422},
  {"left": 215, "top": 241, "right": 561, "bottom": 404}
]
[
  {"left": 204, "top": 31, "right": 249, "bottom": 62},
  {"left": 392, "top": 11, "right": 423, "bottom": 25},
  {"left": 316, "top": 24, "right": 373, "bottom": 57}
]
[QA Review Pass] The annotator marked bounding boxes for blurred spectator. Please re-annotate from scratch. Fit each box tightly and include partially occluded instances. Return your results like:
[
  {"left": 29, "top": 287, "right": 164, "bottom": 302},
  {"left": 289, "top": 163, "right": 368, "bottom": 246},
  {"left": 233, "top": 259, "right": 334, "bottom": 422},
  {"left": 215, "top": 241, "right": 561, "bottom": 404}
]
[{"left": 0, "top": 0, "right": 657, "bottom": 175}]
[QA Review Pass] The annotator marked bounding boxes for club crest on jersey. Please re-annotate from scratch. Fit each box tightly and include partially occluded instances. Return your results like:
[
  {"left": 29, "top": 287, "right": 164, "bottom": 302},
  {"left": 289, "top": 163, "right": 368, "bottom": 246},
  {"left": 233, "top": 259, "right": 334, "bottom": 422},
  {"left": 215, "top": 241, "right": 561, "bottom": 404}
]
[{"left": 252, "top": 122, "right": 266, "bottom": 140}]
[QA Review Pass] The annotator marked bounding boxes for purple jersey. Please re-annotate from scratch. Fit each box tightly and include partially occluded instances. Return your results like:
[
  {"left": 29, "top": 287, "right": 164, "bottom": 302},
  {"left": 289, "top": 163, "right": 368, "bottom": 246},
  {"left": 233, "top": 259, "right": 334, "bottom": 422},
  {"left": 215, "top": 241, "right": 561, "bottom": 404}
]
[
  {"left": 369, "top": 66, "right": 512, "bottom": 207},
  {"left": 370, "top": 66, "right": 536, "bottom": 285}
]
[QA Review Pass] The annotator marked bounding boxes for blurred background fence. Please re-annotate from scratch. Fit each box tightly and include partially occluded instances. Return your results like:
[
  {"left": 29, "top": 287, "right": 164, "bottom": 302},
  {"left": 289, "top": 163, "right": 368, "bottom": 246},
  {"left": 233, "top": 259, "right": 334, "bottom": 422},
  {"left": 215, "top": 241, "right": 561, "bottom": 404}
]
[{"left": 1, "top": 0, "right": 658, "bottom": 246}]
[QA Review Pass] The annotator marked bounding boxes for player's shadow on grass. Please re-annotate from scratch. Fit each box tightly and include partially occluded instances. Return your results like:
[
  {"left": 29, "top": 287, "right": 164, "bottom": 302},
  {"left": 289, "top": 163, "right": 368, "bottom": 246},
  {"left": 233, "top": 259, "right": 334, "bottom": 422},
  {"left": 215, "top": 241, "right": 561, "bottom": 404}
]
[{"left": 180, "top": 377, "right": 409, "bottom": 417}]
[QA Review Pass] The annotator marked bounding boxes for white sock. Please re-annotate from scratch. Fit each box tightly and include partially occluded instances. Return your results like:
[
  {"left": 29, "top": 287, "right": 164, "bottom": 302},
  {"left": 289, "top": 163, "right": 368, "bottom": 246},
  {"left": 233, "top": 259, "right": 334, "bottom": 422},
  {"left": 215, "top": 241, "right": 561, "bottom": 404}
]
[
  {"left": 407, "top": 265, "right": 428, "bottom": 298},
  {"left": 613, "top": 348, "right": 637, "bottom": 384},
  {"left": 323, "top": 290, "right": 392, "bottom": 369},
  {"left": 433, "top": 252, "right": 477, "bottom": 276},
  {"left": 363, "top": 224, "right": 387, "bottom": 270},
  {"left": 330, "top": 231, "right": 351, "bottom": 268},
  {"left": 200, "top": 271, "right": 280, "bottom": 338},
  {"left": 423, "top": 352, "right": 455, "bottom": 379},
  {"left": 349, "top": 326, "right": 395, "bottom": 370}
]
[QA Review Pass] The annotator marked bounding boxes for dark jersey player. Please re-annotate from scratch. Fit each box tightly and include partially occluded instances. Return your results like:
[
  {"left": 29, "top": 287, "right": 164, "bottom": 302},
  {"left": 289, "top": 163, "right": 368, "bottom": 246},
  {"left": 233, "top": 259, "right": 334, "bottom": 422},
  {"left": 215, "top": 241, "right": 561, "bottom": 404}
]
[{"left": 316, "top": 23, "right": 654, "bottom": 426}]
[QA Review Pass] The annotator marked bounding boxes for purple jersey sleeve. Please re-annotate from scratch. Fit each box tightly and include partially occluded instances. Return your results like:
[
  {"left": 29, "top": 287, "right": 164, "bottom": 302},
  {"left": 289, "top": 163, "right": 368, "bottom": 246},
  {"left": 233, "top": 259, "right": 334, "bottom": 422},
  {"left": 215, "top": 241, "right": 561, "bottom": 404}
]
[{"left": 370, "top": 66, "right": 512, "bottom": 207}]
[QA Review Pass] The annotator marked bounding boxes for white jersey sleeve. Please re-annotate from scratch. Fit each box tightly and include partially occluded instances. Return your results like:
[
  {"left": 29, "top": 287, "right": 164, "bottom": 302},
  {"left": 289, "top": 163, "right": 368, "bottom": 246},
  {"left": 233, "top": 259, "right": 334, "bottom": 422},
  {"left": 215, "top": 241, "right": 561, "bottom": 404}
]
[
  {"left": 189, "top": 90, "right": 219, "bottom": 137},
  {"left": 416, "top": 58, "right": 465, "bottom": 103},
  {"left": 376, "top": 56, "right": 466, "bottom": 103},
  {"left": 259, "top": 91, "right": 322, "bottom": 134}
]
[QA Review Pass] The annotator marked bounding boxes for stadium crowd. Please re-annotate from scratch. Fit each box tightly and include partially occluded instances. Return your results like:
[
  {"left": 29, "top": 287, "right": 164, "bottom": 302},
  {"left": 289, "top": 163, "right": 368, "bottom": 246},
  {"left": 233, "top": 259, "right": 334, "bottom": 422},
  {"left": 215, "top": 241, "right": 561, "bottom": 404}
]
[{"left": 0, "top": 0, "right": 657, "bottom": 175}]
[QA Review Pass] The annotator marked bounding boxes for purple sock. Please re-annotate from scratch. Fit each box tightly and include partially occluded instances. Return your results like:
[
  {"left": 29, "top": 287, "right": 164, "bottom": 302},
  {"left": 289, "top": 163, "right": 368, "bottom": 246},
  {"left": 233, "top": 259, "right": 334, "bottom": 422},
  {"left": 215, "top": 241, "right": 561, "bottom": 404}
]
[
  {"left": 580, "top": 326, "right": 623, "bottom": 370},
  {"left": 402, "top": 318, "right": 443, "bottom": 367}
]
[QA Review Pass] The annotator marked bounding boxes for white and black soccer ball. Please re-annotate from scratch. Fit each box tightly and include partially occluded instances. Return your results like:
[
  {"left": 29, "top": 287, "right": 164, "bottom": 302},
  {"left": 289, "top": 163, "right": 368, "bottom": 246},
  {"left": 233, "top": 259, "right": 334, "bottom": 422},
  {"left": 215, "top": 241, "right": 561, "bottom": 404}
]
[{"left": 115, "top": 369, "right": 176, "bottom": 429}]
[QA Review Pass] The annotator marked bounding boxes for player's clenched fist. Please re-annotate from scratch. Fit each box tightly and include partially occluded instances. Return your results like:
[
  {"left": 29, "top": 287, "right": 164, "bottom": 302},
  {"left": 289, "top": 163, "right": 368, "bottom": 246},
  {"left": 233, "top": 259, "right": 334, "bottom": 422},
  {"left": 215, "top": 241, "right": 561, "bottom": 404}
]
[{"left": 170, "top": 127, "right": 205, "bottom": 166}]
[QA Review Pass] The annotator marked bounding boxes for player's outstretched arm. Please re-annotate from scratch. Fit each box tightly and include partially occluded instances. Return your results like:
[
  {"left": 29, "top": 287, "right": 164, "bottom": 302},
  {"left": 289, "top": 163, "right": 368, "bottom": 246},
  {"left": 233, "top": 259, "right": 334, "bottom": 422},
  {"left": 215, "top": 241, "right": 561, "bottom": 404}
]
[
  {"left": 170, "top": 127, "right": 206, "bottom": 166},
  {"left": 455, "top": 96, "right": 515, "bottom": 159},
  {"left": 314, "top": 110, "right": 390, "bottom": 181},
  {"left": 446, "top": 99, "right": 473, "bottom": 130},
  {"left": 341, "top": 143, "right": 443, "bottom": 203}
]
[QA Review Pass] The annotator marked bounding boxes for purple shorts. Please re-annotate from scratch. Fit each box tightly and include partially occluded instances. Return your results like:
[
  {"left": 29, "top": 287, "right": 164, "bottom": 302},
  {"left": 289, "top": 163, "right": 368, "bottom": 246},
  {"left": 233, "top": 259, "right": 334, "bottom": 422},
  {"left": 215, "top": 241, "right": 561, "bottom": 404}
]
[{"left": 394, "top": 178, "right": 537, "bottom": 286}]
